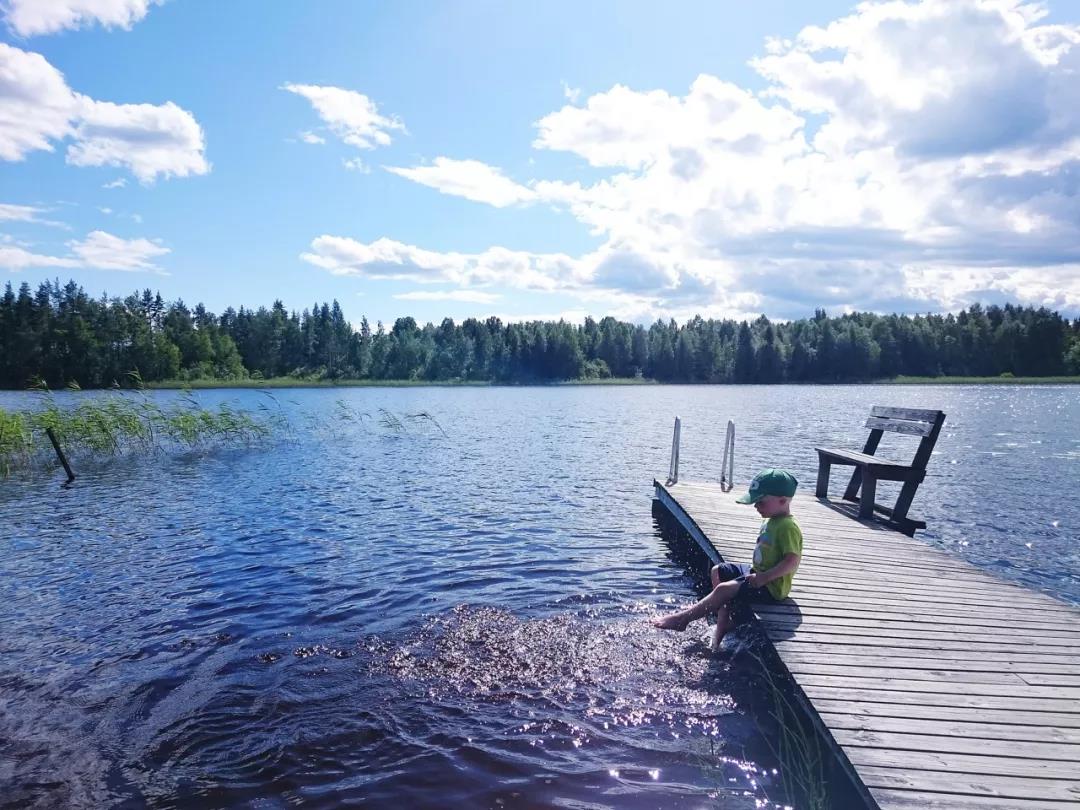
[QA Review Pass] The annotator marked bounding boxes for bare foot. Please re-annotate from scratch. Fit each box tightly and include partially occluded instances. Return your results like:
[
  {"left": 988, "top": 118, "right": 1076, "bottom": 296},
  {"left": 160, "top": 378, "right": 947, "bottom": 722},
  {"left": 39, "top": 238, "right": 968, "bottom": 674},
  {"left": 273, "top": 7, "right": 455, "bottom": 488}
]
[
  {"left": 710, "top": 618, "right": 733, "bottom": 651},
  {"left": 653, "top": 612, "right": 691, "bottom": 631}
]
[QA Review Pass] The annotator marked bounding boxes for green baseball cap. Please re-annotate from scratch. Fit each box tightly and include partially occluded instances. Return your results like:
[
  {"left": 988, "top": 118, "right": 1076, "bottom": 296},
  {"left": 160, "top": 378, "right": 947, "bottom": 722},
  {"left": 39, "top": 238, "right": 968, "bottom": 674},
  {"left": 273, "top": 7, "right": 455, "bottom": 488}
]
[{"left": 736, "top": 468, "right": 798, "bottom": 504}]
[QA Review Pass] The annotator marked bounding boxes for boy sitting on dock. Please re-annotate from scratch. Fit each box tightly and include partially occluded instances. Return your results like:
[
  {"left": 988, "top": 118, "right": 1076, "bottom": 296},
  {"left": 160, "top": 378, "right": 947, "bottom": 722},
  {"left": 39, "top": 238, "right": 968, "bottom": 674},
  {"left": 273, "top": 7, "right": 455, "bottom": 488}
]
[{"left": 653, "top": 469, "right": 802, "bottom": 649}]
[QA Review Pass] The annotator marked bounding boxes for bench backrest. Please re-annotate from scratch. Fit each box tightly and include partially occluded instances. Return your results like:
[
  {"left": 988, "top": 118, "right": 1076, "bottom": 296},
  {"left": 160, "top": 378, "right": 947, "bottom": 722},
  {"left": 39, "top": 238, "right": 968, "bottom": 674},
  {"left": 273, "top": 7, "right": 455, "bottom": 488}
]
[{"left": 862, "top": 405, "right": 946, "bottom": 470}]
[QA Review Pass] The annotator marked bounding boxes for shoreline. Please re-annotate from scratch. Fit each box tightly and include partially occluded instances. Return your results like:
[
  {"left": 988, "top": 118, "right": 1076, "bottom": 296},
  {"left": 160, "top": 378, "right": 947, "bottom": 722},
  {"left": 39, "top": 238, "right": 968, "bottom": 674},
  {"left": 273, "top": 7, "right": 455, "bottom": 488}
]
[{"left": 3, "top": 375, "right": 1078, "bottom": 393}]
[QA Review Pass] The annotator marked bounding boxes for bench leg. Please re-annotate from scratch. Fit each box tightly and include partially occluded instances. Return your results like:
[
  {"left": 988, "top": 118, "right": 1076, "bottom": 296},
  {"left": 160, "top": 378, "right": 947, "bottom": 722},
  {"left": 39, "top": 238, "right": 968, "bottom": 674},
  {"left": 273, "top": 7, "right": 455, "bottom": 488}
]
[
  {"left": 815, "top": 460, "right": 831, "bottom": 498},
  {"left": 859, "top": 474, "right": 877, "bottom": 519},
  {"left": 892, "top": 479, "right": 919, "bottom": 525},
  {"left": 842, "top": 467, "right": 863, "bottom": 502}
]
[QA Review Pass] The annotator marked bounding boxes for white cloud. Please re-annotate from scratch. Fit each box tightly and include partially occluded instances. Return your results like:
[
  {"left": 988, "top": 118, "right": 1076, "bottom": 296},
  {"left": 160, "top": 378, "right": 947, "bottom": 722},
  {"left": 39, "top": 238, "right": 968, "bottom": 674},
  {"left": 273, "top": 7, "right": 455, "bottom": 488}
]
[
  {"left": 343, "top": 157, "right": 369, "bottom": 172},
  {"left": 2, "top": 0, "right": 160, "bottom": 36},
  {"left": 0, "top": 244, "right": 80, "bottom": 270},
  {"left": 0, "top": 229, "right": 169, "bottom": 272},
  {"left": 385, "top": 158, "right": 536, "bottom": 207},
  {"left": 363, "top": 0, "right": 1080, "bottom": 318},
  {"left": 102, "top": 177, "right": 127, "bottom": 189},
  {"left": 281, "top": 83, "right": 404, "bottom": 151},
  {"left": 97, "top": 206, "right": 112, "bottom": 214},
  {"left": 0, "top": 44, "right": 209, "bottom": 183},
  {"left": 301, "top": 235, "right": 583, "bottom": 291},
  {"left": 68, "top": 229, "right": 168, "bottom": 270},
  {"left": 393, "top": 289, "right": 503, "bottom": 304},
  {"left": 300, "top": 130, "right": 325, "bottom": 145},
  {"left": 0, "top": 43, "right": 75, "bottom": 161},
  {"left": 0, "top": 201, "right": 66, "bottom": 228},
  {"left": 561, "top": 81, "right": 581, "bottom": 104},
  {"left": 69, "top": 97, "right": 209, "bottom": 183},
  {"left": 482, "top": 309, "right": 590, "bottom": 325},
  {"left": 0, "top": 202, "right": 45, "bottom": 222}
]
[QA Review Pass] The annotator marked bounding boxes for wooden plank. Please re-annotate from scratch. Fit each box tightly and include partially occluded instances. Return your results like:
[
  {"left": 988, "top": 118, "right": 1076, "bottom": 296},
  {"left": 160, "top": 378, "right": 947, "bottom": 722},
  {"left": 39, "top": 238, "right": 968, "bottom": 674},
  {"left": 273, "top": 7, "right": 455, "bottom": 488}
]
[
  {"left": 773, "top": 631, "right": 1080, "bottom": 655},
  {"left": 859, "top": 767, "right": 1080, "bottom": 804},
  {"left": 792, "top": 673, "right": 1080, "bottom": 700},
  {"left": 787, "top": 588, "right": 1078, "bottom": 617},
  {"left": 775, "top": 639, "right": 1080, "bottom": 663},
  {"left": 870, "top": 405, "right": 943, "bottom": 422},
  {"left": 790, "top": 574, "right": 1070, "bottom": 603},
  {"left": 800, "top": 684, "right": 1080, "bottom": 713},
  {"left": 762, "top": 565, "right": 1056, "bottom": 599},
  {"left": 812, "top": 698, "right": 1080, "bottom": 729},
  {"left": 782, "top": 662, "right": 1027, "bottom": 685},
  {"left": 779, "top": 650, "right": 1080, "bottom": 674},
  {"left": 819, "top": 713, "right": 1080, "bottom": 745},
  {"left": 756, "top": 603, "right": 1080, "bottom": 633},
  {"left": 864, "top": 415, "right": 936, "bottom": 437},
  {"left": 757, "top": 618, "right": 1080, "bottom": 648},
  {"left": 871, "top": 788, "right": 1078, "bottom": 810},
  {"left": 831, "top": 729, "right": 1080, "bottom": 762},
  {"left": 847, "top": 747, "right": 1077, "bottom": 780}
]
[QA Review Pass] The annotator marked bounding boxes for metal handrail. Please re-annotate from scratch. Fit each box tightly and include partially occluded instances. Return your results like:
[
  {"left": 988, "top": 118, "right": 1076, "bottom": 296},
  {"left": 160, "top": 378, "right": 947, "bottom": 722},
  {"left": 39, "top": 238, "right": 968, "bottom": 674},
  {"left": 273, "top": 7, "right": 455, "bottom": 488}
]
[
  {"left": 666, "top": 416, "right": 681, "bottom": 485},
  {"left": 719, "top": 419, "right": 735, "bottom": 492}
]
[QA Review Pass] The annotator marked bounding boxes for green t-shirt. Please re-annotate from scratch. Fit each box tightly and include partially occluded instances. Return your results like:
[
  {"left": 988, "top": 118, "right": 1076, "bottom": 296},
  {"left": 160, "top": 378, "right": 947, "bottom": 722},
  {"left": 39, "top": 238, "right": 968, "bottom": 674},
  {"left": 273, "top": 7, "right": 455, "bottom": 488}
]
[{"left": 751, "top": 515, "right": 803, "bottom": 600}]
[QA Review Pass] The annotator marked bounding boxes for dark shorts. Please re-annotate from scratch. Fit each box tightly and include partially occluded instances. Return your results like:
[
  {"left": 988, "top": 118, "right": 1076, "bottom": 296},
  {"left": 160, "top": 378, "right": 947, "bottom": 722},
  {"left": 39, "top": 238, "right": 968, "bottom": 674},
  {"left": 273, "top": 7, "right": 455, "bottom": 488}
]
[{"left": 713, "top": 562, "right": 779, "bottom": 604}]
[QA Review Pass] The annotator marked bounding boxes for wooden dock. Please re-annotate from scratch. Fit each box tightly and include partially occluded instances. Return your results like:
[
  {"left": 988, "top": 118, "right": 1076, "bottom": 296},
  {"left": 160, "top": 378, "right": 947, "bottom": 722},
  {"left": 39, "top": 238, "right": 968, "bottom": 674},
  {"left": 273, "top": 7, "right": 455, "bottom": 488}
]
[{"left": 654, "top": 478, "right": 1080, "bottom": 810}]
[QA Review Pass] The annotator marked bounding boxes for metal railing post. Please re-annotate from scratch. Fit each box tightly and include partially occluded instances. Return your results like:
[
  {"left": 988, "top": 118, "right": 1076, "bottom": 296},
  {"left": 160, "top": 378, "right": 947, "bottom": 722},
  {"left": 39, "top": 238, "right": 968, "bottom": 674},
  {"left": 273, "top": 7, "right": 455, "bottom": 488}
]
[
  {"left": 720, "top": 420, "right": 735, "bottom": 492},
  {"left": 666, "top": 416, "right": 681, "bottom": 485}
]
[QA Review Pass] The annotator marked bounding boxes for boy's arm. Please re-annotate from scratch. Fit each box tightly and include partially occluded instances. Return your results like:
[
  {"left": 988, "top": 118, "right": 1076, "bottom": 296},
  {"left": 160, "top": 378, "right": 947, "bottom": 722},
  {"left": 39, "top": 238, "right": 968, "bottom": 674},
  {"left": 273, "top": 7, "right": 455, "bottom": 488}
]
[{"left": 748, "top": 552, "right": 800, "bottom": 588}]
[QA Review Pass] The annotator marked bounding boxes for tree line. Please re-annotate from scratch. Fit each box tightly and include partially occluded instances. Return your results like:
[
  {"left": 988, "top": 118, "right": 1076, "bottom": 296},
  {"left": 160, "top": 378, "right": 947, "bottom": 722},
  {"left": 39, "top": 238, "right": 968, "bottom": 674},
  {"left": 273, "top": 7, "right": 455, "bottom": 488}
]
[{"left": 2, "top": 279, "right": 1078, "bottom": 389}]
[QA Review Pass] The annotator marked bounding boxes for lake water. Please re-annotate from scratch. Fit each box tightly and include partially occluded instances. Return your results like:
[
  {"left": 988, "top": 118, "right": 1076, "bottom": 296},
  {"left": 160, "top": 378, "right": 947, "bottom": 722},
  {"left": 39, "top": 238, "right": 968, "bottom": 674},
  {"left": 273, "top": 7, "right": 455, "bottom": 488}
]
[{"left": 2, "top": 384, "right": 1078, "bottom": 808}]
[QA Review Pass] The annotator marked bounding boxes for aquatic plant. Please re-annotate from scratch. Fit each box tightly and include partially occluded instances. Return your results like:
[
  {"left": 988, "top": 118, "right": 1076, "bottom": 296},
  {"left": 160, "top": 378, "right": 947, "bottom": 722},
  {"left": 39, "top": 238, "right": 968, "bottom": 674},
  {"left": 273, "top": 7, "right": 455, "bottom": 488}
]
[
  {"left": 744, "top": 646, "right": 829, "bottom": 810},
  {"left": 0, "top": 384, "right": 285, "bottom": 477}
]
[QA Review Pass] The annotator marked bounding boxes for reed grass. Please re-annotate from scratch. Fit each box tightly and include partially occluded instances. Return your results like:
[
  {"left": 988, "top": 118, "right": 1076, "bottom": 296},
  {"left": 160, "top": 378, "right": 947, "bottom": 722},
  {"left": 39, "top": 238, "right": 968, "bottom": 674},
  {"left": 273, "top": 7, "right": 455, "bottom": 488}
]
[
  {"left": 0, "top": 381, "right": 285, "bottom": 476},
  {"left": 1, "top": 383, "right": 451, "bottom": 477},
  {"left": 744, "top": 646, "right": 829, "bottom": 810}
]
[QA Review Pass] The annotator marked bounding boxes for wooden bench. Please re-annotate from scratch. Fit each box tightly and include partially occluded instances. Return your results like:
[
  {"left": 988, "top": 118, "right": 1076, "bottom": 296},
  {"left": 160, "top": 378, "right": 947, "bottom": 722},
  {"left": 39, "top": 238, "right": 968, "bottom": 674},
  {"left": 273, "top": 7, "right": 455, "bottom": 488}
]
[{"left": 814, "top": 406, "right": 946, "bottom": 535}]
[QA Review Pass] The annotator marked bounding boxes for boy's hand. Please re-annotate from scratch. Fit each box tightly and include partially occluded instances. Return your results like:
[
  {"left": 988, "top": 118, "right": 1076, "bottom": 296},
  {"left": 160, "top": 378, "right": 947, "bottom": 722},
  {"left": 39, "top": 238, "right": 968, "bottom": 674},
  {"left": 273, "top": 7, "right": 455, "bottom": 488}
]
[{"left": 746, "top": 572, "right": 764, "bottom": 588}]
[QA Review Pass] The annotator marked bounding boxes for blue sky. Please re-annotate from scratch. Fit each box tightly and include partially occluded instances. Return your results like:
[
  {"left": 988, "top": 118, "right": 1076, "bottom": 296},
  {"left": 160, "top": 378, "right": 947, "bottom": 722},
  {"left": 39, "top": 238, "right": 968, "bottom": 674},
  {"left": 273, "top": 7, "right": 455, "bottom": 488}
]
[{"left": 3, "top": 0, "right": 1080, "bottom": 325}]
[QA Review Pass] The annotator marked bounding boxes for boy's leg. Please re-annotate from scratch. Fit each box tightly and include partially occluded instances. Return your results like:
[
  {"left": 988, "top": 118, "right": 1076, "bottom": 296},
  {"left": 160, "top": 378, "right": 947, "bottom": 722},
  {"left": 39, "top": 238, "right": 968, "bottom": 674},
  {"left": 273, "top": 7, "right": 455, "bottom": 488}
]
[
  {"left": 711, "top": 601, "right": 735, "bottom": 651},
  {"left": 711, "top": 562, "right": 747, "bottom": 589},
  {"left": 653, "top": 579, "right": 742, "bottom": 631}
]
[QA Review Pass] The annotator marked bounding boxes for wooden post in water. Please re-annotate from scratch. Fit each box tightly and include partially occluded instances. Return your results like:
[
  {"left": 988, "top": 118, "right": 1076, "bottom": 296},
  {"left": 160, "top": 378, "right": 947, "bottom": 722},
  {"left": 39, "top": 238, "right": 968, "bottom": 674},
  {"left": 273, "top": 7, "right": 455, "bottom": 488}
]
[{"left": 45, "top": 427, "right": 75, "bottom": 484}]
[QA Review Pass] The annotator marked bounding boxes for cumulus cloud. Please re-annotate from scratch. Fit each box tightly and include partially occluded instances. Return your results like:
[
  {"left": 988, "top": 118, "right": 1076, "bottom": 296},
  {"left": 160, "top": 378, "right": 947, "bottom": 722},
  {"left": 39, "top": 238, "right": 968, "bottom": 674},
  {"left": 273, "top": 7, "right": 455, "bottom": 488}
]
[
  {"left": 301, "top": 235, "right": 582, "bottom": 291},
  {"left": 0, "top": 229, "right": 168, "bottom": 272},
  {"left": 68, "top": 229, "right": 168, "bottom": 269},
  {"left": 68, "top": 97, "right": 209, "bottom": 182},
  {"left": 102, "top": 177, "right": 127, "bottom": 189},
  {"left": 367, "top": 0, "right": 1080, "bottom": 318},
  {"left": 282, "top": 83, "right": 404, "bottom": 151},
  {"left": 0, "top": 43, "right": 209, "bottom": 183},
  {"left": 2, "top": 0, "right": 159, "bottom": 36},
  {"left": 299, "top": 130, "right": 325, "bottom": 145},
  {"left": 0, "top": 44, "right": 75, "bottom": 161},
  {"left": 385, "top": 158, "right": 536, "bottom": 207}
]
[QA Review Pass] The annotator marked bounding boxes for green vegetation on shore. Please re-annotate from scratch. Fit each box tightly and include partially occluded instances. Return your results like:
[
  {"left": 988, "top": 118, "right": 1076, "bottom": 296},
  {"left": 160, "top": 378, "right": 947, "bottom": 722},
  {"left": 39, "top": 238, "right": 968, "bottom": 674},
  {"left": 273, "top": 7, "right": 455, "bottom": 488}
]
[
  {"left": 140, "top": 374, "right": 1080, "bottom": 389},
  {"left": 888, "top": 374, "right": 1080, "bottom": 385},
  {"left": 3, "top": 279, "right": 1079, "bottom": 389},
  {"left": 145, "top": 376, "right": 659, "bottom": 389}
]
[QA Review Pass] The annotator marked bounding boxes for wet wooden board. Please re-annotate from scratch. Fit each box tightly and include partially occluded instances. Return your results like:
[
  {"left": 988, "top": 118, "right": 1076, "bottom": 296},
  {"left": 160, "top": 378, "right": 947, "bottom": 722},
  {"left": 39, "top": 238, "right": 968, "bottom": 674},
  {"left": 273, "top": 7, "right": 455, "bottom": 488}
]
[{"left": 654, "top": 479, "right": 1080, "bottom": 810}]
